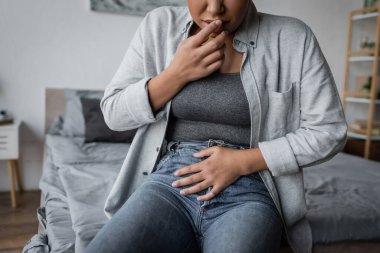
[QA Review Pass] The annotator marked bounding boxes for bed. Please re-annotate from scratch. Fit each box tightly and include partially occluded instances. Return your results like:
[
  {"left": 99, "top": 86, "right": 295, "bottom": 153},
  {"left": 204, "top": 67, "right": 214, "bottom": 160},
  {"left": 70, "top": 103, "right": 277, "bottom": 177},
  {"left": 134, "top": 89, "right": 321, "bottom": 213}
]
[{"left": 22, "top": 88, "right": 380, "bottom": 253}]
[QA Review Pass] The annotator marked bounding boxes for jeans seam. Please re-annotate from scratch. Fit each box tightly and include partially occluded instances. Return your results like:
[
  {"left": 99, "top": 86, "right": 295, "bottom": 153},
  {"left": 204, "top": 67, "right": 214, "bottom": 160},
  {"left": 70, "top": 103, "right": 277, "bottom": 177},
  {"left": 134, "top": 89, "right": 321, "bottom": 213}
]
[
  {"left": 181, "top": 237, "right": 199, "bottom": 253},
  {"left": 196, "top": 205, "right": 207, "bottom": 245},
  {"left": 142, "top": 184, "right": 194, "bottom": 225},
  {"left": 144, "top": 181, "right": 204, "bottom": 239}
]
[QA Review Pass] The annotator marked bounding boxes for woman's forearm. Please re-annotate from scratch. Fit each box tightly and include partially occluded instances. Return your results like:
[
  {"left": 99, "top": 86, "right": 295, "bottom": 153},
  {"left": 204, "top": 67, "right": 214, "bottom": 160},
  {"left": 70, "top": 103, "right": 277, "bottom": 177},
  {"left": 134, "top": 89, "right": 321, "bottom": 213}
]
[
  {"left": 147, "top": 67, "right": 188, "bottom": 113},
  {"left": 236, "top": 148, "right": 268, "bottom": 175}
]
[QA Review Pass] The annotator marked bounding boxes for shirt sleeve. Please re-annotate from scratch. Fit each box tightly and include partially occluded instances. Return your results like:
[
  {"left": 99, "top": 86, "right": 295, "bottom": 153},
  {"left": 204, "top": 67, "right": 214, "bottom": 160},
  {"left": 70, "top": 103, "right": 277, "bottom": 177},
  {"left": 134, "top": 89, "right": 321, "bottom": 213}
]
[
  {"left": 100, "top": 11, "right": 166, "bottom": 131},
  {"left": 258, "top": 24, "right": 348, "bottom": 177}
]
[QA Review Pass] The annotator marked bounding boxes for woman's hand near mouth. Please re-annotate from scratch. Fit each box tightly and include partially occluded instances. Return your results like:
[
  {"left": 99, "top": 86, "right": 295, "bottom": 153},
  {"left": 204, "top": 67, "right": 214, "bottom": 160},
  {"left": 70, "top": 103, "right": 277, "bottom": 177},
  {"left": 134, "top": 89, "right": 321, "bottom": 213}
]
[
  {"left": 167, "top": 20, "right": 228, "bottom": 84},
  {"left": 145, "top": 20, "right": 228, "bottom": 113}
]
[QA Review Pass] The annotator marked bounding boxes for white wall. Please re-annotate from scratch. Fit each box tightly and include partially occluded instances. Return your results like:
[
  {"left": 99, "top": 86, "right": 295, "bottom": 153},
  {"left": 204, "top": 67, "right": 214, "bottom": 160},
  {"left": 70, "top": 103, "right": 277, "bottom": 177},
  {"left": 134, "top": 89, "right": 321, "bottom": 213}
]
[{"left": 0, "top": 0, "right": 362, "bottom": 191}]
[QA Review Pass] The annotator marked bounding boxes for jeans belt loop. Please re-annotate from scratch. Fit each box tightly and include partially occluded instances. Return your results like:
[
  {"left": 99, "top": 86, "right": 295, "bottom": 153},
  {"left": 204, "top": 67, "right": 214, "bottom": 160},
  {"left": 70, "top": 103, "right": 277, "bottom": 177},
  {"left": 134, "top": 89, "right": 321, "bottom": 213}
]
[
  {"left": 169, "top": 142, "right": 178, "bottom": 152},
  {"left": 208, "top": 139, "right": 225, "bottom": 147}
]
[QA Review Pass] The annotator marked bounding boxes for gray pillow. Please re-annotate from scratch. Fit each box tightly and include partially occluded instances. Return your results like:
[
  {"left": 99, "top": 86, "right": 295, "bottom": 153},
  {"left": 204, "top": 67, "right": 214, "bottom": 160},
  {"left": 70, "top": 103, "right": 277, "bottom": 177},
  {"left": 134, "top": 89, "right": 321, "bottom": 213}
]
[
  {"left": 80, "top": 97, "right": 137, "bottom": 143},
  {"left": 62, "top": 89, "right": 104, "bottom": 137}
]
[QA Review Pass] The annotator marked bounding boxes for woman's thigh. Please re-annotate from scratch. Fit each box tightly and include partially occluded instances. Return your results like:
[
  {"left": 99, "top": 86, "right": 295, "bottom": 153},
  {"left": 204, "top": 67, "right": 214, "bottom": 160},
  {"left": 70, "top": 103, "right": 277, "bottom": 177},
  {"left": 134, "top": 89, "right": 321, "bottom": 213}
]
[
  {"left": 84, "top": 182, "right": 200, "bottom": 253},
  {"left": 201, "top": 202, "right": 283, "bottom": 253}
]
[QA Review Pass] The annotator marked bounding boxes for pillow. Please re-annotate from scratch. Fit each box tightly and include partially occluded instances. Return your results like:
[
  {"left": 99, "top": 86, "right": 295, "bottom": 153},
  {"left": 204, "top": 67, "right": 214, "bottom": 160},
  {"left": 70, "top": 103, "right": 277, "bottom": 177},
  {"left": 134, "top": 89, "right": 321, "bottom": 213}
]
[
  {"left": 80, "top": 97, "right": 137, "bottom": 143},
  {"left": 62, "top": 89, "right": 104, "bottom": 137},
  {"left": 47, "top": 115, "right": 65, "bottom": 136}
]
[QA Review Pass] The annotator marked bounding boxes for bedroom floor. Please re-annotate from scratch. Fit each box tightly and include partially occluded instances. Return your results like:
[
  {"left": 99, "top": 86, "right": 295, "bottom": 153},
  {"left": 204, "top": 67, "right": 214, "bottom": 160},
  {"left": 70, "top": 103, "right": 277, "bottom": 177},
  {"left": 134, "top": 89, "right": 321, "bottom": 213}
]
[{"left": 0, "top": 191, "right": 40, "bottom": 253}]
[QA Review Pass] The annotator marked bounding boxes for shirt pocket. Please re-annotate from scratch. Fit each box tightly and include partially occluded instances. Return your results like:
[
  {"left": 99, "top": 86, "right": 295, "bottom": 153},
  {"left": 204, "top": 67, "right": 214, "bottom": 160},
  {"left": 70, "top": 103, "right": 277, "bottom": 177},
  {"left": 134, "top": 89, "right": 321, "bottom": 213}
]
[{"left": 265, "top": 81, "right": 300, "bottom": 139}]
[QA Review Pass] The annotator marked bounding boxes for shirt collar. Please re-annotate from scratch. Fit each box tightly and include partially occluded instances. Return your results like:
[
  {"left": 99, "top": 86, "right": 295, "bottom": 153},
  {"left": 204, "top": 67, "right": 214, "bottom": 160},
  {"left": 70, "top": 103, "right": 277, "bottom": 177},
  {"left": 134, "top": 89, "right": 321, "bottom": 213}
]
[{"left": 181, "top": 2, "right": 260, "bottom": 49}]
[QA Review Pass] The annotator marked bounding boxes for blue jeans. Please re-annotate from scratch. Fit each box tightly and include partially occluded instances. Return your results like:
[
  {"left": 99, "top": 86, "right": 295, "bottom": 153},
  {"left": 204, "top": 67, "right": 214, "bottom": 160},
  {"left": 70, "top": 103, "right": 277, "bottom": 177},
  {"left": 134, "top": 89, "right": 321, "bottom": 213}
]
[{"left": 84, "top": 139, "right": 283, "bottom": 253}]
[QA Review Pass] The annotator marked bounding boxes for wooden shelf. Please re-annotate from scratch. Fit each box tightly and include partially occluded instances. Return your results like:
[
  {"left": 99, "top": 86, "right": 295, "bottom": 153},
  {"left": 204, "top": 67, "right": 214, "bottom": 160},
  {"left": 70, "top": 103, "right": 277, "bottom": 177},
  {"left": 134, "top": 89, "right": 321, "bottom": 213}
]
[
  {"left": 345, "top": 97, "right": 380, "bottom": 104},
  {"left": 349, "top": 50, "right": 375, "bottom": 56},
  {"left": 348, "top": 126, "right": 380, "bottom": 135},
  {"left": 352, "top": 11, "right": 378, "bottom": 21},
  {"left": 349, "top": 126, "right": 367, "bottom": 134},
  {"left": 349, "top": 56, "right": 377, "bottom": 62},
  {"left": 351, "top": 6, "right": 380, "bottom": 16},
  {"left": 343, "top": 6, "right": 380, "bottom": 159},
  {"left": 345, "top": 91, "right": 372, "bottom": 98},
  {"left": 348, "top": 130, "right": 380, "bottom": 141}
]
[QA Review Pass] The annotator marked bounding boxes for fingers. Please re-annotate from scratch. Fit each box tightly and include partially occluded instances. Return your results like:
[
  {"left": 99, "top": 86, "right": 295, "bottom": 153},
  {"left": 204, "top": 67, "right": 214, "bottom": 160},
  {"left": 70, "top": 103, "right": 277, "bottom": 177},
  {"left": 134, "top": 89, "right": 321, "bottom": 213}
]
[
  {"left": 197, "top": 185, "right": 222, "bottom": 201},
  {"left": 206, "top": 58, "right": 224, "bottom": 73},
  {"left": 197, "top": 31, "right": 228, "bottom": 60},
  {"left": 174, "top": 164, "right": 201, "bottom": 177},
  {"left": 202, "top": 44, "right": 226, "bottom": 66},
  {"left": 179, "top": 180, "right": 210, "bottom": 196},
  {"left": 172, "top": 171, "right": 204, "bottom": 187},
  {"left": 192, "top": 20, "right": 222, "bottom": 46}
]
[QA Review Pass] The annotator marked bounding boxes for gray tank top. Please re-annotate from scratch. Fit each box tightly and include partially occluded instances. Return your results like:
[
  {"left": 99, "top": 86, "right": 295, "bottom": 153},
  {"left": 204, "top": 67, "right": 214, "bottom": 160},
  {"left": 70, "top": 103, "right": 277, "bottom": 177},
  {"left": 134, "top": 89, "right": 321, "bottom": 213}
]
[{"left": 165, "top": 71, "right": 251, "bottom": 147}]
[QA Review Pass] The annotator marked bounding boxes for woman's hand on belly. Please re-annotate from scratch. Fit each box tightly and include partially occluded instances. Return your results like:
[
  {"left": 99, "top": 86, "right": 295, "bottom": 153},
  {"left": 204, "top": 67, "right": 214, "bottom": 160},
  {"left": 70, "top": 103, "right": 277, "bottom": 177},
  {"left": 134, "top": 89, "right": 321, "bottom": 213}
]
[{"left": 171, "top": 146, "right": 250, "bottom": 201}]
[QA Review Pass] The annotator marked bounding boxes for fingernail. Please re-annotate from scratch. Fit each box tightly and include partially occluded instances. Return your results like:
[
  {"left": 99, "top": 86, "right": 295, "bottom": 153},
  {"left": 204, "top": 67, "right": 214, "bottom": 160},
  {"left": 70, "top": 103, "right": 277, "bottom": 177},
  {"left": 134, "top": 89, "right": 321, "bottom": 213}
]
[
  {"left": 215, "top": 20, "right": 222, "bottom": 26},
  {"left": 172, "top": 182, "right": 177, "bottom": 187}
]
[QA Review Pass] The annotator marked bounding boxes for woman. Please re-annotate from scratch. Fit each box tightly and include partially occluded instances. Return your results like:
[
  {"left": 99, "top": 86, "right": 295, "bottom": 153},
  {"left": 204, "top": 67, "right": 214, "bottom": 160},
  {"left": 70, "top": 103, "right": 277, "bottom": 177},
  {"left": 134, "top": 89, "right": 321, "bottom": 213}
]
[{"left": 85, "top": 1, "right": 347, "bottom": 253}]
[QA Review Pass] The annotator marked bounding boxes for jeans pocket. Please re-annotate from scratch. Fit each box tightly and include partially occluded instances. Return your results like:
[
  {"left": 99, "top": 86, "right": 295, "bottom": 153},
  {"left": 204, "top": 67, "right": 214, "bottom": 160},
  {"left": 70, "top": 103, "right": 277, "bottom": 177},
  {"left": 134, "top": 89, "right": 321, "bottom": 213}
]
[{"left": 154, "top": 153, "right": 174, "bottom": 172}]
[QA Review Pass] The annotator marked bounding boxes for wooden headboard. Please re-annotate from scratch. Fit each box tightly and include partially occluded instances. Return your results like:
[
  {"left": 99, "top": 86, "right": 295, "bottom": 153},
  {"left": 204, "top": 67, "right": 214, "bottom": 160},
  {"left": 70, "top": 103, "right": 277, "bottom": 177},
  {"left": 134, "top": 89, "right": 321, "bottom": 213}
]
[
  {"left": 44, "top": 88, "right": 104, "bottom": 133},
  {"left": 45, "top": 88, "right": 65, "bottom": 134},
  {"left": 40, "top": 88, "right": 66, "bottom": 234}
]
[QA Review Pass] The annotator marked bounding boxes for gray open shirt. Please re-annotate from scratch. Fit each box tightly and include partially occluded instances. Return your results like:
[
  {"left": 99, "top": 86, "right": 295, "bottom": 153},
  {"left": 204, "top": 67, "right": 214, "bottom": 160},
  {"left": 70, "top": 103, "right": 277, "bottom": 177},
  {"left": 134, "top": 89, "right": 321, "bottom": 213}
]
[{"left": 100, "top": 3, "right": 348, "bottom": 253}]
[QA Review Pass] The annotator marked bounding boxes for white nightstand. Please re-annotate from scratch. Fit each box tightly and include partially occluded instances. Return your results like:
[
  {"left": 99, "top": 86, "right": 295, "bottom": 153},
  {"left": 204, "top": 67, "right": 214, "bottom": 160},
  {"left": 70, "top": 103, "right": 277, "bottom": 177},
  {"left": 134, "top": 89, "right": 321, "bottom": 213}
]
[{"left": 0, "top": 120, "right": 23, "bottom": 208}]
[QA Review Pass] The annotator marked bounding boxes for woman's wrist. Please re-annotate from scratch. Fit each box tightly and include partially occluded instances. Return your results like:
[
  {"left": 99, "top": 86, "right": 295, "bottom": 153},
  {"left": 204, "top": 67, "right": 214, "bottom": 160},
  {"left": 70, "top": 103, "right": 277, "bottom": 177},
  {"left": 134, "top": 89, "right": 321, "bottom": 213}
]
[
  {"left": 236, "top": 148, "right": 268, "bottom": 176},
  {"left": 165, "top": 65, "right": 188, "bottom": 88},
  {"left": 146, "top": 66, "right": 188, "bottom": 113}
]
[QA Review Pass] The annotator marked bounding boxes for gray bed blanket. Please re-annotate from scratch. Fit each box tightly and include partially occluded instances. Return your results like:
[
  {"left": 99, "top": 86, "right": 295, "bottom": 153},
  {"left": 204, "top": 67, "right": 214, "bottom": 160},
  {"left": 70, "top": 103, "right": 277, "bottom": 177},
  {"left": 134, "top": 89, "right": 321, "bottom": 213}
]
[
  {"left": 23, "top": 119, "right": 130, "bottom": 253},
  {"left": 304, "top": 152, "right": 380, "bottom": 243},
  {"left": 46, "top": 134, "right": 131, "bottom": 252},
  {"left": 24, "top": 139, "right": 76, "bottom": 253}
]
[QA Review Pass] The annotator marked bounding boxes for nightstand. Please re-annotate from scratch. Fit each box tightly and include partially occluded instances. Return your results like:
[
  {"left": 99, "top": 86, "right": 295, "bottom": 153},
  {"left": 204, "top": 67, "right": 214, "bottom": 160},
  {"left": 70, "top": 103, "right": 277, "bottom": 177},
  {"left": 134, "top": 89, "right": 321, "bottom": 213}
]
[{"left": 0, "top": 120, "right": 23, "bottom": 208}]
